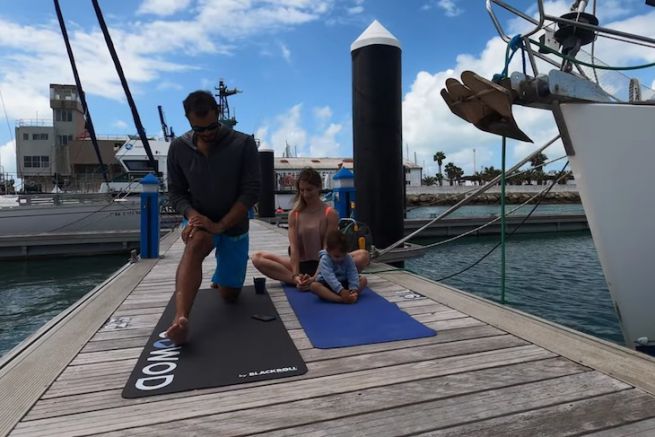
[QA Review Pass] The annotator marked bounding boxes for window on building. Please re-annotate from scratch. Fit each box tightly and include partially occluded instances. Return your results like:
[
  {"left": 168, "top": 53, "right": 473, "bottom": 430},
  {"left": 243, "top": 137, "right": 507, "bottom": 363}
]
[
  {"left": 23, "top": 155, "right": 49, "bottom": 168},
  {"left": 55, "top": 109, "right": 73, "bottom": 122},
  {"left": 32, "top": 133, "right": 48, "bottom": 140},
  {"left": 56, "top": 135, "right": 74, "bottom": 146},
  {"left": 22, "top": 133, "right": 28, "bottom": 141}
]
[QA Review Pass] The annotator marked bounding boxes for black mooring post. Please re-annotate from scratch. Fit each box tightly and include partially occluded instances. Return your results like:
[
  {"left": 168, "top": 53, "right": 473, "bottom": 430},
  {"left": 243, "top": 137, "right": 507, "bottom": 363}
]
[
  {"left": 351, "top": 20, "right": 404, "bottom": 257},
  {"left": 258, "top": 149, "right": 275, "bottom": 218}
]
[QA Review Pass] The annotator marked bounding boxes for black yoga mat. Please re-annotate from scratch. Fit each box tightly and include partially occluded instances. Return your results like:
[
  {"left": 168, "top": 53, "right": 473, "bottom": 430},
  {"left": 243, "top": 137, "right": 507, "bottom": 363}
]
[{"left": 122, "top": 285, "right": 307, "bottom": 398}]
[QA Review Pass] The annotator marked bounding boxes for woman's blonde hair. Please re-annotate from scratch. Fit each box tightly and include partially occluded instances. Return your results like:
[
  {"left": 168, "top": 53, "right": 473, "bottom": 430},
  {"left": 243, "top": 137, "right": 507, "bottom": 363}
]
[{"left": 293, "top": 167, "right": 322, "bottom": 211}]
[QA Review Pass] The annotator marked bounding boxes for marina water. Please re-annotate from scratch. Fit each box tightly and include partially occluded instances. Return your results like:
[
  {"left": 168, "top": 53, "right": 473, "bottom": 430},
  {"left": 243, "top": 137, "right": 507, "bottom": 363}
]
[
  {"left": 0, "top": 254, "right": 128, "bottom": 357},
  {"left": 0, "top": 203, "right": 623, "bottom": 358},
  {"left": 407, "top": 203, "right": 623, "bottom": 345}
]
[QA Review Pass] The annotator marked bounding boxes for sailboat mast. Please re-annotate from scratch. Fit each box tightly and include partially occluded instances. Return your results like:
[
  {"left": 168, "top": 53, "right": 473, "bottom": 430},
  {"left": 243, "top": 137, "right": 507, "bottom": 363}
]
[
  {"left": 53, "top": 0, "right": 109, "bottom": 184},
  {"left": 91, "top": 0, "right": 158, "bottom": 174}
]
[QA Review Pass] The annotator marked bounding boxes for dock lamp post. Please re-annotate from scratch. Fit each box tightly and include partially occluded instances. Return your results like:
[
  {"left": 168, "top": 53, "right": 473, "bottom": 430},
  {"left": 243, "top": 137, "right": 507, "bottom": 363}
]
[
  {"left": 333, "top": 167, "right": 356, "bottom": 219},
  {"left": 139, "top": 173, "right": 160, "bottom": 259}
]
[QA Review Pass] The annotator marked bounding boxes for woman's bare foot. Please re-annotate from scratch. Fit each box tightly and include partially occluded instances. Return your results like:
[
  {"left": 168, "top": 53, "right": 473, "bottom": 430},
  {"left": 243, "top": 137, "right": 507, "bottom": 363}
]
[
  {"left": 166, "top": 316, "right": 189, "bottom": 345},
  {"left": 339, "top": 289, "right": 358, "bottom": 304}
]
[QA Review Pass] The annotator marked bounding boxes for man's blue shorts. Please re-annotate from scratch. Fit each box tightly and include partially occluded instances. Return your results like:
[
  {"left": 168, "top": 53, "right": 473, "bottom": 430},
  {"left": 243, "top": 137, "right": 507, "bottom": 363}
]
[{"left": 181, "top": 219, "right": 249, "bottom": 288}]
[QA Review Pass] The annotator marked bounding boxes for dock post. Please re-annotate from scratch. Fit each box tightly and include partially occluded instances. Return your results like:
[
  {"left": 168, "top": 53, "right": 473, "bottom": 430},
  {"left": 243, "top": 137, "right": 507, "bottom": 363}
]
[
  {"left": 258, "top": 148, "right": 275, "bottom": 218},
  {"left": 333, "top": 166, "right": 355, "bottom": 219},
  {"left": 351, "top": 20, "right": 404, "bottom": 254},
  {"left": 140, "top": 173, "right": 160, "bottom": 258}
]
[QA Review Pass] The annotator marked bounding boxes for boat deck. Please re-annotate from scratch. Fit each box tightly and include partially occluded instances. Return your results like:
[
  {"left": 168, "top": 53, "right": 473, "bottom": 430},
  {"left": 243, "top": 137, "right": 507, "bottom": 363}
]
[{"left": 3, "top": 220, "right": 655, "bottom": 436}]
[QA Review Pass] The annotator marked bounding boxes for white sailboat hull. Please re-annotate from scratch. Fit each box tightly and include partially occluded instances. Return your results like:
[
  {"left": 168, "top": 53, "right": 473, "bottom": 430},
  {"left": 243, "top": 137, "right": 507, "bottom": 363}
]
[
  {"left": 0, "top": 197, "right": 141, "bottom": 236},
  {"left": 559, "top": 102, "right": 655, "bottom": 348}
]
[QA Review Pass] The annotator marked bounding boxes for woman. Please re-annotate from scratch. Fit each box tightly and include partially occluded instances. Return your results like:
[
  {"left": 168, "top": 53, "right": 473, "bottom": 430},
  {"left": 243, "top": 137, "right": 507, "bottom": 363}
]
[{"left": 252, "top": 167, "right": 369, "bottom": 289}]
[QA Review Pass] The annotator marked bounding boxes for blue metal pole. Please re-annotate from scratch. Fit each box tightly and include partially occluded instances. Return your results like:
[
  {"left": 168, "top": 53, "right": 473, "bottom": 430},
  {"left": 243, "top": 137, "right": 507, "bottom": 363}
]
[{"left": 140, "top": 173, "right": 160, "bottom": 259}]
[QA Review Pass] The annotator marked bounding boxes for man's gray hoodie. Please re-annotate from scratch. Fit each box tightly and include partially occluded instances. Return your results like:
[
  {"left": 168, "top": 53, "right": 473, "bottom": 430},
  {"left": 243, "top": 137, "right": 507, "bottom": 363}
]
[{"left": 167, "top": 125, "right": 261, "bottom": 236}]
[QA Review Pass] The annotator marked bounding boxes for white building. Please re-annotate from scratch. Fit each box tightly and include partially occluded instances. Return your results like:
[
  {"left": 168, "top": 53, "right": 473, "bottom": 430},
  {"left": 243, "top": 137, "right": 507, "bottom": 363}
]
[
  {"left": 16, "top": 84, "right": 127, "bottom": 192},
  {"left": 275, "top": 157, "right": 422, "bottom": 190}
]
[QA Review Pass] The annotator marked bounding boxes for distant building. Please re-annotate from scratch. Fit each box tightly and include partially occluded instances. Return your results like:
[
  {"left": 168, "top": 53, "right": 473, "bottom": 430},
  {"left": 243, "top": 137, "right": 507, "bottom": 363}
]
[
  {"left": 15, "top": 84, "right": 127, "bottom": 192},
  {"left": 275, "top": 157, "right": 422, "bottom": 190}
]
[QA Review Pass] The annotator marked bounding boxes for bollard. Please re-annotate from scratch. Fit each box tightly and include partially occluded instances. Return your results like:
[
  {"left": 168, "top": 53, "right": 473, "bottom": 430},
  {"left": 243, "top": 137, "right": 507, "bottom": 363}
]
[{"left": 140, "top": 173, "right": 160, "bottom": 258}]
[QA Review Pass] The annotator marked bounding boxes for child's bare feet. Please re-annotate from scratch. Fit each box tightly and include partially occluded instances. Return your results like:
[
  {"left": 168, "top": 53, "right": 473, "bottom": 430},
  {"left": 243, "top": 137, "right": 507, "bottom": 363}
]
[
  {"left": 339, "top": 289, "right": 358, "bottom": 304},
  {"left": 166, "top": 316, "right": 189, "bottom": 345}
]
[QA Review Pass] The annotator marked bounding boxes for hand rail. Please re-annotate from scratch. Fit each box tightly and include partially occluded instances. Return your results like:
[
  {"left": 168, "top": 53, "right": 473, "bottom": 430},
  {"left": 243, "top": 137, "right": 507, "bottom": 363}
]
[{"left": 486, "top": 0, "right": 545, "bottom": 41}]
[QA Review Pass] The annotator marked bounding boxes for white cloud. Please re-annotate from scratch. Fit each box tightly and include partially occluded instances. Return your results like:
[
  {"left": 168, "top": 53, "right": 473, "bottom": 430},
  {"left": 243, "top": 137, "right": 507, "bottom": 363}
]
[
  {"left": 402, "top": 36, "right": 562, "bottom": 177},
  {"left": 0, "top": 139, "right": 16, "bottom": 179},
  {"left": 258, "top": 104, "right": 308, "bottom": 156},
  {"left": 309, "top": 123, "right": 342, "bottom": 156},
  {"left": 404, "top": 5, "right": 655, "bottom": 177},
  {"left": 256, "top": 103, "right": 343, "bottom": 157},
  {"left": 113, "top": 120, "right": 129, "bottom": 130},
  {"left": 137, "top": 0, "right": 193, "bottom": 16},
  {"left": 313, "top": 105, "right": 332, "bottom": 122},
  {"left": 156, "top": 81, "right": 184, "bottom": 91},
  {"left": 437, "top": 0, "right": 463, "bottom": 17},
  {"left": 347, "top": 6, "right": 364, "bottom": 15},
  {"left": 0, "top": 1, "right": 335, "bottom": 123},
  {"left": 280, "top": 42, "right": 292, "bottom": 63}
]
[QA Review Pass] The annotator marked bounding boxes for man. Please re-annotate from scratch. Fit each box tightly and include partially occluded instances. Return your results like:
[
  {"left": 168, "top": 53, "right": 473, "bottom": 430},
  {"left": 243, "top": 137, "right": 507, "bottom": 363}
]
[{"left": 166, "top": 90, "right": 261, "bottom": 345}]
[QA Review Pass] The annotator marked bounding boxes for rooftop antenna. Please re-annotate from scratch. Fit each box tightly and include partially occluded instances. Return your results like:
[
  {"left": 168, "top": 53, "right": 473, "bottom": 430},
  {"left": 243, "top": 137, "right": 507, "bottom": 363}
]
[
  {"left": 214, "top": 79, "right": 241, "bottom": 127},
  {"left": 157, "top": 105, "right": 175, "bottom": 141},
  {"left": 91, "top": 0, "right": 158, "bottom": 174},
  {"left": 53, "top": 0, "right": 109, "bottom": 184}
]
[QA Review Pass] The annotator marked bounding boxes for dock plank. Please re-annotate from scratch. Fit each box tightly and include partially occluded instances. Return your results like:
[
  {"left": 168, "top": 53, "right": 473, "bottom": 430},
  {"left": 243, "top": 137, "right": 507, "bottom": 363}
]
[
  {"left": 423, "top": 389, "right": 655, "bottom": 436},
  {"left": 7, "top": 220, "right": 655, "bottom": 436},
  {"left": 250, "top": 372, "right": 630, "bottom": 437},
  {"left": 99, "top": 370, "right": 622, "bottom": 437},
  {"left": 12, "top": 345, "right": 555, "bottom": 436}
]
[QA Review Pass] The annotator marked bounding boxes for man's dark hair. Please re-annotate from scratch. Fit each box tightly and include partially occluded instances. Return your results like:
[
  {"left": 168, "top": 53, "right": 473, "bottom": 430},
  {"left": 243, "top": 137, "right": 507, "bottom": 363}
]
[
  {"left": 326, "top": 229, "right": 349, "bottom": 254},
  {"left": 183, "top": 90, "right": 218, "bottom": 117}
]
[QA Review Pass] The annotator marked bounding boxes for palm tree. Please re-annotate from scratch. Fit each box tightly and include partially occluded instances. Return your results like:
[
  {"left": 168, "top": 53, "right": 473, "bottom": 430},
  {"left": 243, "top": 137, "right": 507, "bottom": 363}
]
[
  {"left": 530, "top": 152, "right": 547, "bottom": 185},
  {"left": 481, "top": 166, "right": 502, "bottom": 184},
  {"left": 422, "top": 176, "right": 436, "bottom": 186},
  {"left": 433, "top": 151, "right": 446, "bottom": 186},
  {"left": 444, "top": 162, "right": 464, "bottom": 186}
]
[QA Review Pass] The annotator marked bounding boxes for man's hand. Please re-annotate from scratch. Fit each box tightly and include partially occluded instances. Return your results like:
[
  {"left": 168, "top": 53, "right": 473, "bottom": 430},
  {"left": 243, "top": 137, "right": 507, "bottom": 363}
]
[{"left": 188, "top": 214, "right": 223, "bottom": 234}]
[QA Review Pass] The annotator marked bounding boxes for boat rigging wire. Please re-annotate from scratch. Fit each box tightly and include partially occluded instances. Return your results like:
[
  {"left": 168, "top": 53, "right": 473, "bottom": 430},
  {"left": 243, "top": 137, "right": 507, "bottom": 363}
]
[
  {"left": 53, "top": 0, "right": 110, "bottom": 185},
  {"left": 432, "top": 160, "right": 570, "bottom": 283},
  {"left": 374, "top": 135, "right": 562, "bottom": 259},
  {"left": 91, "top": 0, "right": 158, "bottom": 175},
  {"left": 528, "top": 37, "right": 655, "bottom": 71},
  {"left": 408, "top": 178, "right": 570, "bottom": 251}
]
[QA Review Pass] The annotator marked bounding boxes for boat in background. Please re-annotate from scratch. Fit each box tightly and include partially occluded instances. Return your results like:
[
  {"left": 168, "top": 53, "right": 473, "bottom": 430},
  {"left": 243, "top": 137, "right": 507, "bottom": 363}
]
[{"left": 441, "top": 0, "right": 655, "bottom": 350}]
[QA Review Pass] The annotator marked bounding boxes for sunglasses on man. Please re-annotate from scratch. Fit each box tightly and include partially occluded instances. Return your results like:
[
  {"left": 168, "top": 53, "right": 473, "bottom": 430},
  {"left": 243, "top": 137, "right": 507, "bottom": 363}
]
[{"left": 191, "top": 121, "right": 220, "bottom": 133}]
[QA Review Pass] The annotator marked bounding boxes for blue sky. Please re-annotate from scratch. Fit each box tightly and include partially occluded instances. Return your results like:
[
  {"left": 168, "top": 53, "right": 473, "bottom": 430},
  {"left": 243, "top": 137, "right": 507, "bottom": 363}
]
[{"left": 0, "top": 0, "right": 654, "bottom": 181}]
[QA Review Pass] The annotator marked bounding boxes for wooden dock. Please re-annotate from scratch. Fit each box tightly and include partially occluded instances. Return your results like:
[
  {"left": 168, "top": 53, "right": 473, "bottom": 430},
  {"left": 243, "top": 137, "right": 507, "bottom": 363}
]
[{"left": 2, "top": 220, "right": 655, "bottom": 436}]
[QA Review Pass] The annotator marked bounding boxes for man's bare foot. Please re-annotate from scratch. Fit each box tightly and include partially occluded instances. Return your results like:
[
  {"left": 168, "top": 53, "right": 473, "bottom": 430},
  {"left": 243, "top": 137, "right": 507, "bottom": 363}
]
[
  {"left": 339, "top": 289, "right": 358, "bottom": 304},
  {"left": 166, "top": 316, "right": 189, "bottom": 345}
]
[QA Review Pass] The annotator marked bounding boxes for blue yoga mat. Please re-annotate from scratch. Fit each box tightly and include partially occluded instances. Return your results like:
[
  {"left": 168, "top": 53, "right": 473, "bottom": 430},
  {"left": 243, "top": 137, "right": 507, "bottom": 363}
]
[{"left": 282, "top": 285, "right": 436, "bottom": 348}]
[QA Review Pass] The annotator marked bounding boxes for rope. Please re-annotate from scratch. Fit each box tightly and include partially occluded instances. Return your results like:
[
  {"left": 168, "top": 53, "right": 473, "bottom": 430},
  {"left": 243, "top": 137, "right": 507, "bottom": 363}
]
[
  {"left": 373, "top": 135, "right": 561, "bottom": 259},
  {"left": 494, "top": 34, "right": 523, "bottom": 83},
  {"left": 409, "top": 179, "right": 569, "bottom": 251},
  {"left": 433, "top": 161, "right": 570, "bottom": 283}
]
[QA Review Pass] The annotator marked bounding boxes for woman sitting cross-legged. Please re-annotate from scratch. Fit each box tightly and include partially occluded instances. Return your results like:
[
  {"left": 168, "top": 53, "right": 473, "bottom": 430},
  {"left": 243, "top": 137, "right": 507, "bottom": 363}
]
[
  {"left": 310, "top": 230, "right": 367, "bottom": 304},
  {"left": 251, "top": 166, "right": 369, "bottom": 290}
]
